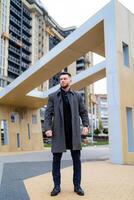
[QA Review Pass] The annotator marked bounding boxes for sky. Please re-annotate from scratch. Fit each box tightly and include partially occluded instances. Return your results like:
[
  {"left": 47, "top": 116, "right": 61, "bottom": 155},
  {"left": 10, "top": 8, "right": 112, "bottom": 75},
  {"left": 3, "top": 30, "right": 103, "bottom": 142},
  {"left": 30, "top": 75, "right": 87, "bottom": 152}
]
[{"left": 40, "top": 0, "right": 134, "bottom": 94}]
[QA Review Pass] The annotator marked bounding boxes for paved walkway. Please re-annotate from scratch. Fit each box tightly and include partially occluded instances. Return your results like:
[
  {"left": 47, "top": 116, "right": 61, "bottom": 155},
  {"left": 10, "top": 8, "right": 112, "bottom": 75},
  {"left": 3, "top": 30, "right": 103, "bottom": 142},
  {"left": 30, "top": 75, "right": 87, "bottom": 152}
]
[
  {"left": 24, "top": 161, "right": 134, "bottom": 200},
  {"left": 0, "top": 146, "right": 134, "bottom": 200}
]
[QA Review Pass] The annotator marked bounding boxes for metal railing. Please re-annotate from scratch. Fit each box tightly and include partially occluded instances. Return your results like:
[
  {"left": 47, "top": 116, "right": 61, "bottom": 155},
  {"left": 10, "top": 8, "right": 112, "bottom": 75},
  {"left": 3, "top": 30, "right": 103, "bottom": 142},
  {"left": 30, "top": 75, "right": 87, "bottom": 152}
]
[
  {"left": 8, "top": 55, "right": 20, "bottom": 65},
  {"left": 22, "top": 44, "right": 31, "bottom": 53},
  {"left": 22, "top": 25, "right": 31, "bottom": 35},
  {"left": 9, "top": 45, "right": 20, "bottom": 55},
  {"left": 8, "top": 65, "right": 20, "bottom": 75},
  {"left": 10, "top": 34, "right": 21, "bottom": 43},
  {"left": 23, "top": 7, "right": 32, "bottom": 19},
  {"left": 22, "top": 52, "right": 31, "bottom": 61},
  {"left": 21, "top": 62, "right": 29, "bottom": 68},
  {"left": 10, "top": 15, "right": 21, "bottom": 27},
  {"left": 22, "top": 35, "right": 31, "bottom": 43},
  {"left": 11, "top": 0, "right": 21, "bottom": 9},
  {"left": 10, "top": 5, "right": 21, "bottom": 18},
  {"left": 23, "top": 16, "right": 31, "bottom": 26},
  {"left": 10, "top": 25, "right": 21, "bottom": 36}
]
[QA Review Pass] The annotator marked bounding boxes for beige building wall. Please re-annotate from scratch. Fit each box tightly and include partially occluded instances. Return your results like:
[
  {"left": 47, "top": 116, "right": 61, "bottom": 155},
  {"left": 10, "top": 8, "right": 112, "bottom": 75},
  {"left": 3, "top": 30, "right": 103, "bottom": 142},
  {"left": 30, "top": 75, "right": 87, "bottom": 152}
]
[
  {"left": 0, "top": 105, "right": 43, "bottom": 152},
  {"left": 115, "top": 2, "right": 134, "bottom": 164}
]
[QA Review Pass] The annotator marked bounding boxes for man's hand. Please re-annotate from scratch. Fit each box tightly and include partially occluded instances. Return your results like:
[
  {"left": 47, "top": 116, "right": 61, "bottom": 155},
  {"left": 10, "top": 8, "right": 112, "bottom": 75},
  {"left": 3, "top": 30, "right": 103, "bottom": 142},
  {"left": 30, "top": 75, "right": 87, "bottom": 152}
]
[
  {"left": 45, "top": 130, "right": 53, "bottom": 137},
  {"left": 81, "top": 127, "right": 89, "bottom": 136}
]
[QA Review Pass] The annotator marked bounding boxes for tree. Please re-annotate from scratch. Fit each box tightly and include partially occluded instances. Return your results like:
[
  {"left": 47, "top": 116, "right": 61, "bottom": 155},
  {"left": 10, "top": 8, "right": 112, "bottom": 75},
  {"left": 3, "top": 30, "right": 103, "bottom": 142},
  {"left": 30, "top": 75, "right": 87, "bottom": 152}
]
[
  {"left": 94, "top": 128, "right": 100, "bottom": 135},
  {"left": 99, "top": 119, "right": 103, "bottom": 133}
]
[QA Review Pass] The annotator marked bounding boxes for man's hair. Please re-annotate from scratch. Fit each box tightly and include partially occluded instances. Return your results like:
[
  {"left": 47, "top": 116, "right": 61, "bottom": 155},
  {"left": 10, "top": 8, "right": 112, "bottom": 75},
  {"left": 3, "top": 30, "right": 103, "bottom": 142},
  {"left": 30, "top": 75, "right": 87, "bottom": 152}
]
[{"left": 59, "top": 72, "right": 71, "bottom": 77}]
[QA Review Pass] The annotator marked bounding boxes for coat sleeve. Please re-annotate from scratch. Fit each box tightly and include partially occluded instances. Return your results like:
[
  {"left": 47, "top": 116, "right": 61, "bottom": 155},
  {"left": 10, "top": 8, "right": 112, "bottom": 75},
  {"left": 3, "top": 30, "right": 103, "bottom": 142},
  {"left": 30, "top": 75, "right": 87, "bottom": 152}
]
[
  {"left": 44, "top": 94, "right": 54, "bottom": 132},
  {"left": 78, "top": 93, "right": 89, "bottom": 127}
]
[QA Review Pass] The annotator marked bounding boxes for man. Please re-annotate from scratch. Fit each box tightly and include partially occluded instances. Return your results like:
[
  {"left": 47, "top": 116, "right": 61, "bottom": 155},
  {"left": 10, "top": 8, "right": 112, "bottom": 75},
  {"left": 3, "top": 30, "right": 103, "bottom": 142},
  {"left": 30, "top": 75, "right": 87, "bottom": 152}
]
[{"left": 44, "top": 72, "right": 89, "bottom": 196}]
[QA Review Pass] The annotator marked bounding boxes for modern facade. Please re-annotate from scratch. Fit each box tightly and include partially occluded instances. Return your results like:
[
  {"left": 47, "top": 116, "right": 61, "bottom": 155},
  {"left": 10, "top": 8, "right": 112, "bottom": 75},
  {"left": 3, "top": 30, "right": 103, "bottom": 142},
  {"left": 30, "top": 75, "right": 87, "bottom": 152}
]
[
  {"left": 0, "top": 0, "right": 47, "bottom": 87},
  {"left": 95, "top": 94, "right": 108, "bottom": 129}
]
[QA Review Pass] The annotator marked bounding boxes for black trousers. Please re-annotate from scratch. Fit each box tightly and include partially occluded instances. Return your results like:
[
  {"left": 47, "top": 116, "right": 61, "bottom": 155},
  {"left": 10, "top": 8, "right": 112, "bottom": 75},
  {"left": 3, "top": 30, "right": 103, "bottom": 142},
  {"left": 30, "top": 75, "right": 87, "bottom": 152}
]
[{"left": 52, "top": 150, "right": 81, "bottom": 188}]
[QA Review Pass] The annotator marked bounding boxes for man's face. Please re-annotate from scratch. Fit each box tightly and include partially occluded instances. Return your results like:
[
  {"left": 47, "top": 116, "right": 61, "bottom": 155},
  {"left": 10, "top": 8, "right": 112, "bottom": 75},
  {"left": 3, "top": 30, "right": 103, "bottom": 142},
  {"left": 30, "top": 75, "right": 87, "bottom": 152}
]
[{"left": 60, "top": 74, "right": 71, "bottom": 89}]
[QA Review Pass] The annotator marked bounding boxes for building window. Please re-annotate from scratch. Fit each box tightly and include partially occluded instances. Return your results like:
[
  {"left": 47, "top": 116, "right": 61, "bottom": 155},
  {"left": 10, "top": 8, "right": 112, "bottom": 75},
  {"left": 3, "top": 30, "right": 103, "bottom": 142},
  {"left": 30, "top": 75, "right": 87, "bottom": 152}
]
[
  {"left": 122, "top": 42, "right": 129, "bottom": 67},
  {"left": 32, "top": 115, "right": 37, "bottom": 124},
  {"left": 10, "top": 113, "right": 15, "bottom": 122},
  {"left": 17, "top": 133, "right": 20, "bottom": 148},
  {"left": 10, "top": 112, "right": 19, "bottom": 123},
  {"left": 0, "top": 120, "right": 8, "bottom": 145},
  {"left": 126, "top": 107, "right": 134, "bottom": 152},
  {"left": 27, "top": 123, "right": 31, "bottom": 139}
]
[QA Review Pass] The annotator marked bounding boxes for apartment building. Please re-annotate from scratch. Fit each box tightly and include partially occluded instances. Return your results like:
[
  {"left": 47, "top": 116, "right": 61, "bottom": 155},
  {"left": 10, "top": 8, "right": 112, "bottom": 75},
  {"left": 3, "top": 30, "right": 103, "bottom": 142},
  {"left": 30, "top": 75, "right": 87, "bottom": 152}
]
[
  {"left": 95, "top": 94, "right": 108, "bottom": 129},
  {"left": 0, "top": 0, "right": 93, "bottom": 99},
  {"left": 0, "top": 0, "right": 44, "bottom": 87}
]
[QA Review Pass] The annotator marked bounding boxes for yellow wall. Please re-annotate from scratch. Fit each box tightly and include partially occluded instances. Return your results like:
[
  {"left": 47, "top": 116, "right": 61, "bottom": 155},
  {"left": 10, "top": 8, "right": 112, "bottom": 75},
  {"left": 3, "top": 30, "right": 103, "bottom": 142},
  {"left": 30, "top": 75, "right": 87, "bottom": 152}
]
[
  {"left": 116, "top": 2, "right": 134, "bottom": 164},
  {"left": 0, "top": 105, "right": 43, "bottom": 152}
]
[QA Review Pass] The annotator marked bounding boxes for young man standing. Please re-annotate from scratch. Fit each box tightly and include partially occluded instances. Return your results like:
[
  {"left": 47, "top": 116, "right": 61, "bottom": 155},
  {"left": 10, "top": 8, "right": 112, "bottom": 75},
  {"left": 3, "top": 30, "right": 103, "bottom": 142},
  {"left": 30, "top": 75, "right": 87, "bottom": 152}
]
[{"left": 44, "top": 72, "right": 89, "bottom": 196}]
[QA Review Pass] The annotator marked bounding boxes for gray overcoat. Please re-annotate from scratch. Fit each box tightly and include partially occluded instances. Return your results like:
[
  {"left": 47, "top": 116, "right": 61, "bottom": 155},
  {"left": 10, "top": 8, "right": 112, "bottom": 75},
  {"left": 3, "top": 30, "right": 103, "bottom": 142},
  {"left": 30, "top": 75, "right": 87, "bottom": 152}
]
[{"left": 44, "top": 89, "right": 89, "bottom": 153}]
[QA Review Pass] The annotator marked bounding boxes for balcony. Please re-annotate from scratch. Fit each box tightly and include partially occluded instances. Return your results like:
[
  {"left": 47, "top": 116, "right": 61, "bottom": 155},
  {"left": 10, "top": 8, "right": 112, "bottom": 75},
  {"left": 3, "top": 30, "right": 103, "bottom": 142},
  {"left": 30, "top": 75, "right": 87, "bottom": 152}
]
[
  {"left": 77, "top": 56, "right": 85, "bottom": 62},
  {"left": 22, "top": 26, "right": 31, "bottom": 36},
  {"left": 8, "top": 65, "right": 20, "bottom": 75},
  {"left": 10, "top": 15, "right": 21, "bottom": 28},
  {"left": 22, "top": 35, "right": 31, "bottom": 45},
  {"left": 9, "top": 34, "right": 22, "bottom": 47},
  {"left": 76, "top": 62, "right": 85, "bottom": 68},
  {"left": 21, "top": 62, "right": 29, "bottom": 69},
  {"left": 23, "top": 7, "right": 32, "bottom": 19},
  {"left": 23, "top": 17, "right": 32, "bottom": 28},
  {"left": 10, "top": 5, "right": 21, "bottom": 18},
  {"left": 77, "top": 66, "right": 85, "bottom": 73},
  {"left": 8, "top": 55, "right": 20, "bottom": 66},
  {"left": 10, "top": 25, "right": 21, "bottom": 36},
  {"left": 11, "top": 0, "right": 21, "bottom": 9},
  {"left": 22, "top": 44, "right": 31, "bottom": 54},
  {"left": 22, "top": 53, "right": 31, "bottom": 63},
  {"left": 9, "top": 45, "right": 20, "bottom": 55}
]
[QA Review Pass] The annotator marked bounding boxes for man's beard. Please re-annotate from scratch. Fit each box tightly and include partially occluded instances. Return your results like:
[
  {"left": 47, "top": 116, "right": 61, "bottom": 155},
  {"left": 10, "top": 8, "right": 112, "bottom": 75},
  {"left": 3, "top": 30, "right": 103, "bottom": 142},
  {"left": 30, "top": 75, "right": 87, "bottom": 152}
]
[{"left": 61, "top": 83, "right": 69, "bottom": 89}]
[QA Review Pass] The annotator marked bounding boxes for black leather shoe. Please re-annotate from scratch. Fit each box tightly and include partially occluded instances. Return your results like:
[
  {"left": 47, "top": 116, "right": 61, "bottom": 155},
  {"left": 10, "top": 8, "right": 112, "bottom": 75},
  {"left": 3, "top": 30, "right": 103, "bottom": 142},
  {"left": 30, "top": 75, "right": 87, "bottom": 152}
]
[
  {"left": 74, "top": 187, "right": 85, "bottom": 196},
  {"left": 51, "top": 186, "right": 61, "bottom": 196}
]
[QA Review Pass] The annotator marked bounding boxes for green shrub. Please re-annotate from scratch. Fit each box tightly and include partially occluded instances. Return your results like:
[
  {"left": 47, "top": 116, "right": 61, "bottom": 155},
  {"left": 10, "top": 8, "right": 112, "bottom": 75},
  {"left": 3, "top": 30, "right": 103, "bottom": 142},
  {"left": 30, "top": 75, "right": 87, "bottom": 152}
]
[
  {"left": 103, "top": 128, "right": 108, "bottom": 134},
  {"left": 94, "top": 128, "right": 100, "bottom": 135}
]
